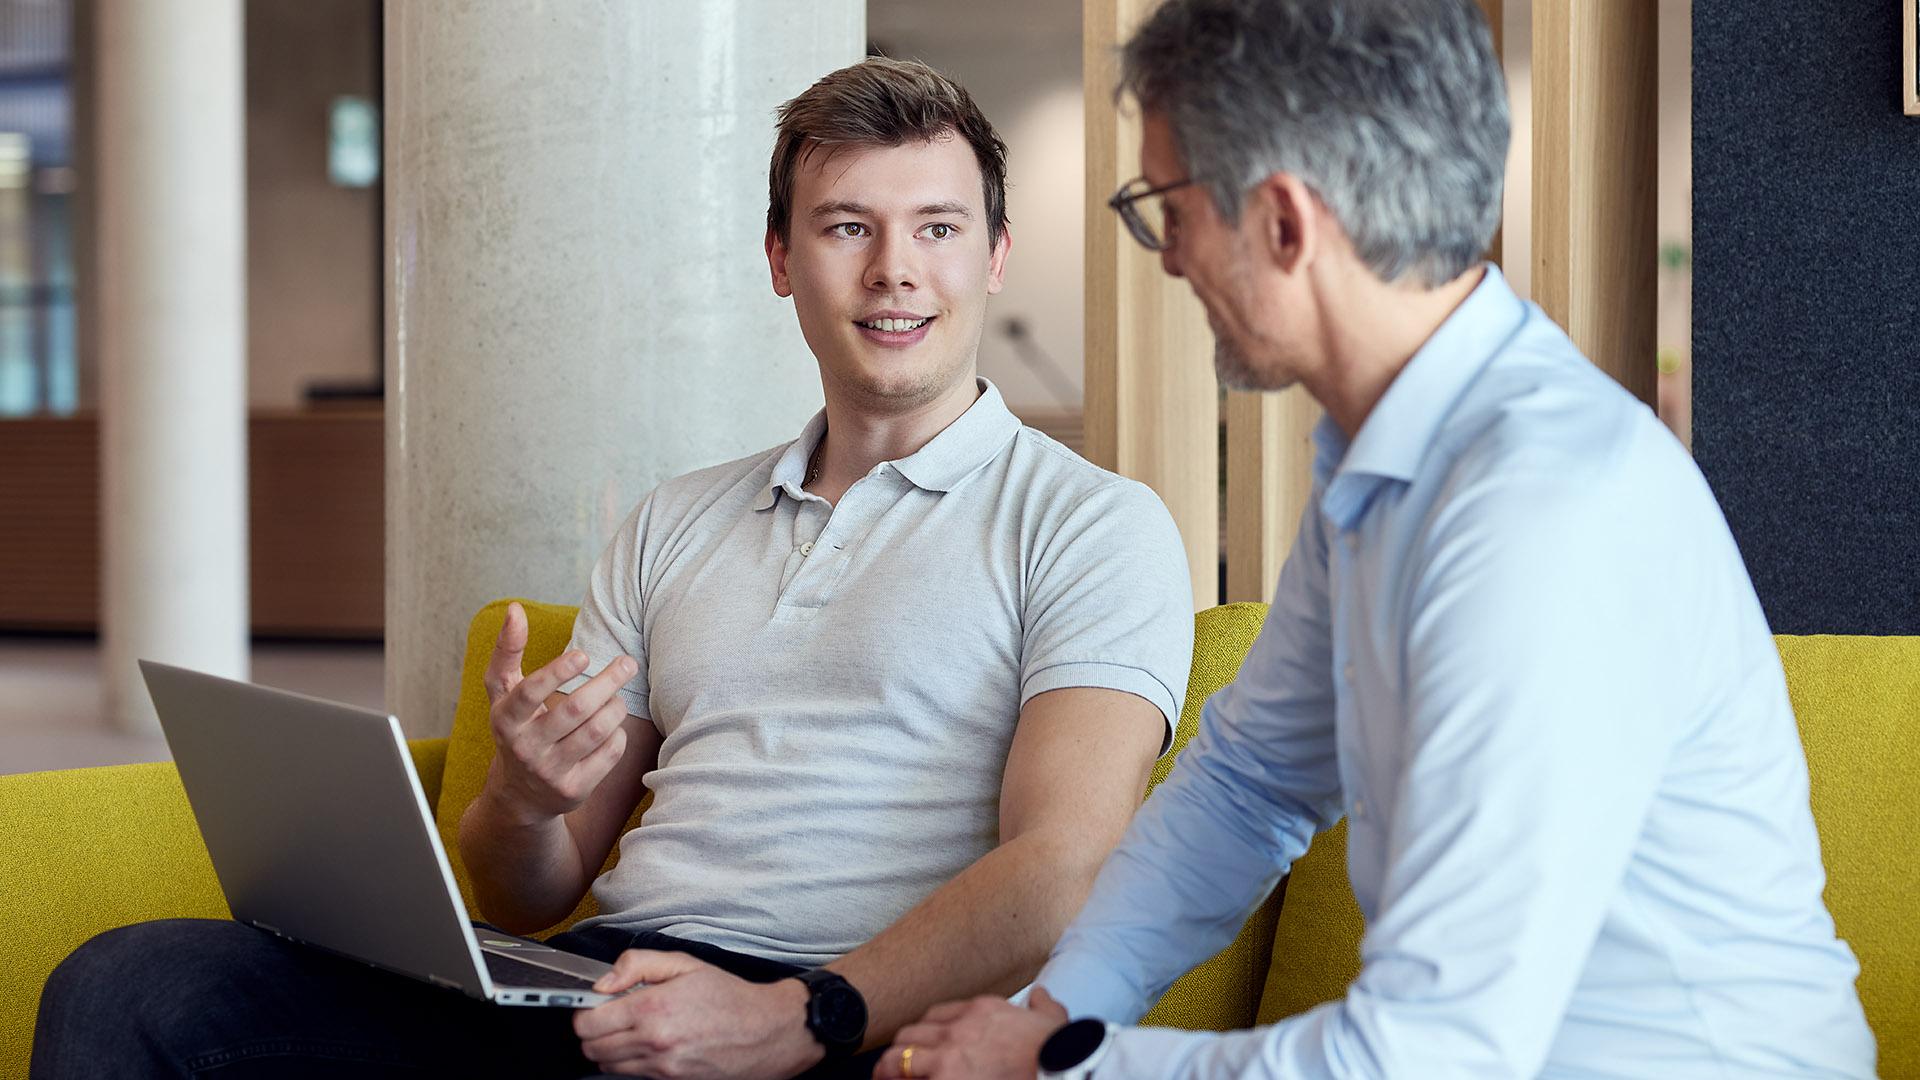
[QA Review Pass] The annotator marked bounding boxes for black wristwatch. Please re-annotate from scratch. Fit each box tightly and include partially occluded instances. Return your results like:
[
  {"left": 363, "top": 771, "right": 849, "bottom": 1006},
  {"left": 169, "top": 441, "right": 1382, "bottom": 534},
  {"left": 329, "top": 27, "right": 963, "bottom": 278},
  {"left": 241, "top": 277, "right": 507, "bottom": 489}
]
[
  {"left": 793, "top": 968, "right": 868, "bottom": 1060},
  {"left": 1038, "top": 1018, "right": 1115, "bottom": 1080}
]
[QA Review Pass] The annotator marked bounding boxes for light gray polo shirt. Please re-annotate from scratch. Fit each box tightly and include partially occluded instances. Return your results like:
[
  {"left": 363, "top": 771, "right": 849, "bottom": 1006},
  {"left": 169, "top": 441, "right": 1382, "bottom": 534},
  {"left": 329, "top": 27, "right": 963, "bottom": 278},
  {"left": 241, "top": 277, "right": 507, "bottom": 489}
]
[{"left": 559, "top": 379, "right": 1193, "bottom": 966}]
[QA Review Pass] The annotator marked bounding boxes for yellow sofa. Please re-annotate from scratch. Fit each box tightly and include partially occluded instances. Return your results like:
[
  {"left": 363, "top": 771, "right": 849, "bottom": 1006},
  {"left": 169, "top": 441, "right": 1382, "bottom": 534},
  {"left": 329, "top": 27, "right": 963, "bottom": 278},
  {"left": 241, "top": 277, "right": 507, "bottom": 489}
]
[{"left": 3, "top": 603, "right": 1914, "bottom": 1077}]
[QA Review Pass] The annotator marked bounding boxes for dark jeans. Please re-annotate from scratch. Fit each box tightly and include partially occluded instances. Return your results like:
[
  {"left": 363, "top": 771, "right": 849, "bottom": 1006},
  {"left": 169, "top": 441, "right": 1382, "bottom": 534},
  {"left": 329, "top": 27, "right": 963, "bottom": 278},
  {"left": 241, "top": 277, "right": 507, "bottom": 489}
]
[{"left": 31, "top": 918, "right": 883, "bottom": 1080}]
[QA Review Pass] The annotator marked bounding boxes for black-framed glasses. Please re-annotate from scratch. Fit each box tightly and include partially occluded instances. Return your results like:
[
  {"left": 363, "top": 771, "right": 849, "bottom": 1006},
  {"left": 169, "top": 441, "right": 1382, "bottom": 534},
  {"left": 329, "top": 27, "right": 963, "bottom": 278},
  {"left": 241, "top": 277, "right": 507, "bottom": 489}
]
[{"left": 1108, "top": 176, "right": 1196, "bottom": 252}]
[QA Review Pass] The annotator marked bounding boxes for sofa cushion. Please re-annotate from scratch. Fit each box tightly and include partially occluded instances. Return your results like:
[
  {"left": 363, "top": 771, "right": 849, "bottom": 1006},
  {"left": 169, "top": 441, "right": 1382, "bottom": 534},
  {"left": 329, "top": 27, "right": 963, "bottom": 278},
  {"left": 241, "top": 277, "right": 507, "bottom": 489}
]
[
  {"left": 1138, "top": 603, "right": 1286, "bottom": 1030},
  {"left": 1257, "top": 820, "right": 1363, "bottom": 1024},
  {"left": 1776, "top": 633, "right": 1920, "bottom": 1076}
]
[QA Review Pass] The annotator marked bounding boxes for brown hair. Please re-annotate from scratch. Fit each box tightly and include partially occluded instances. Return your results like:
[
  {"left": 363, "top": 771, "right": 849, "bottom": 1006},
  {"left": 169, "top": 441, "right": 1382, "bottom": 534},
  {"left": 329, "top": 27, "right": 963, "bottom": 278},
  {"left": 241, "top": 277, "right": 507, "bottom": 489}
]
[{"left": 767, "top": 57, "right": 1009, "bottom": 246}]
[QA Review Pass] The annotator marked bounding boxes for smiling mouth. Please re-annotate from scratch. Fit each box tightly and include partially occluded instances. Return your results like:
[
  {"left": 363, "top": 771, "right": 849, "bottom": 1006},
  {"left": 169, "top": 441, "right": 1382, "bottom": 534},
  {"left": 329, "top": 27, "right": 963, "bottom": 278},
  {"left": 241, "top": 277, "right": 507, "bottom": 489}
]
[{"left": 855, "top": 316, "right": 933, "bottom": 332}]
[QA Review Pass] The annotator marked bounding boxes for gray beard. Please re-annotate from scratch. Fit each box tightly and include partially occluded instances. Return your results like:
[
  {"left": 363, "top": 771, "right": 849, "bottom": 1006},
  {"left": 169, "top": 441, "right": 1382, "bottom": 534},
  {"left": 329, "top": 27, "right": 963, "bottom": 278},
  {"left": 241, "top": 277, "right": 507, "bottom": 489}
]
[{"left": 1213, "top": 334, "right": 1279, "bottom": 391}]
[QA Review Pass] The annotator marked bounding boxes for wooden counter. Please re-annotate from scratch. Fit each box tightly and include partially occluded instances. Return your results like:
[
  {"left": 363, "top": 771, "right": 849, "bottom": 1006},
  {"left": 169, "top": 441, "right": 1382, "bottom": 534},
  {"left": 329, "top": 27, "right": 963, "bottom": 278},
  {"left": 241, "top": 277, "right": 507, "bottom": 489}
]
[{"left": 0, "top": 410, "right": 383, "bottom": 638}]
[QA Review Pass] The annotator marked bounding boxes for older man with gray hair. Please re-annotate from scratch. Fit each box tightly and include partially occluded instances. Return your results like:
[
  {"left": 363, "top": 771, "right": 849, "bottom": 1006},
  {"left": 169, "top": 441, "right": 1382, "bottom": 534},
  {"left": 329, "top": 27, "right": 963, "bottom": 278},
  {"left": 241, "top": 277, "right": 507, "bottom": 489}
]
[{"left": 878, "top": 0, "right": 1877, "bottom": 1076}]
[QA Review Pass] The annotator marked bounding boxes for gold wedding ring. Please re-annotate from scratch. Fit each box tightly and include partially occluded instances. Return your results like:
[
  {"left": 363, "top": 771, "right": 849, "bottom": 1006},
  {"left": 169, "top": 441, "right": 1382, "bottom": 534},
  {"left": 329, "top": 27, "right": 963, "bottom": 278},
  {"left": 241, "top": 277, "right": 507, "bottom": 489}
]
[{"left": 901, "top": 1045, "right": 916, "bottom": 1079}]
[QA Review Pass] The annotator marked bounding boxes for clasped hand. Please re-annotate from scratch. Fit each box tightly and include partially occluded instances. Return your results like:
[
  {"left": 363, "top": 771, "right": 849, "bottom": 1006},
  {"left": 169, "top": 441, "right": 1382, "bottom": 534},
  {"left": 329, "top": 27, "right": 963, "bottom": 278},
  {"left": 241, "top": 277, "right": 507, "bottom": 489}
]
[
  {"left": 573, "top": 949, "right": 823, "bottom": 1079},
  {"left": 874, "top": 988, "right": 1069, "bottom": 1080}
]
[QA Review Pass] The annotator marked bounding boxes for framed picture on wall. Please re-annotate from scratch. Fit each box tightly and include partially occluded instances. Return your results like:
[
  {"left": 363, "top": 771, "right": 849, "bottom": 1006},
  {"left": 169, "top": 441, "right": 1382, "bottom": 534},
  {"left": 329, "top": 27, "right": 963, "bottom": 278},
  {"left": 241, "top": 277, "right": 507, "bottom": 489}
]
[{"left": 1907, "top": 0, "right": 1919, "bottom": 114}]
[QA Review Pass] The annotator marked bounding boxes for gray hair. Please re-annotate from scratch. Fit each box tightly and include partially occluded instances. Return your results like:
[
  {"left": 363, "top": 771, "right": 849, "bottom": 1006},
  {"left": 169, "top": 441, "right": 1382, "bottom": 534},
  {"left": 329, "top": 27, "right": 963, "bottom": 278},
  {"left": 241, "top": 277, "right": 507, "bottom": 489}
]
[{"left": 1120, "top": 0, "right": 1508, "bottom": 287}]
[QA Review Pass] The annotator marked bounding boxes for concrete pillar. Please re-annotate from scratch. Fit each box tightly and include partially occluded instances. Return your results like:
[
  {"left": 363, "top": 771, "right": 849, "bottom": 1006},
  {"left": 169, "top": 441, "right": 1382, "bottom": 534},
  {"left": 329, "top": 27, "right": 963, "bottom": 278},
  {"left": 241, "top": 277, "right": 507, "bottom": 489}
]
[
  {"left": 95, "top": 0, "right": 250, "bottom": 734},
  {"left": 385, "top": 4, "right": 863, "bottom": 737}
]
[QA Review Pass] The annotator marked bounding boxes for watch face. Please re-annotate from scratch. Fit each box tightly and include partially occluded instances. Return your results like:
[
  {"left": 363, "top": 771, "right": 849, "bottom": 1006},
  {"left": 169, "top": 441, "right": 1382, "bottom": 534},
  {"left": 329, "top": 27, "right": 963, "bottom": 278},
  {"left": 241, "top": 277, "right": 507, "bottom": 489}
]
[
  {"left": 812, "top": 983, "right": 868, "bottom": 1044},
  {"left": 1039, "top": 1018, "right": 1107, "bottom": 1072}
]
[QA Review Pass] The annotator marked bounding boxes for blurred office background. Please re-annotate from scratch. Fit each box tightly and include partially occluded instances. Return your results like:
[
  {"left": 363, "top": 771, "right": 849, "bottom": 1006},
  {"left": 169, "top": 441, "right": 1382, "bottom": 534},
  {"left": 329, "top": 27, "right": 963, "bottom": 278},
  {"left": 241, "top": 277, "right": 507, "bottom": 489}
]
[{"left": 0, "top": 0, "right": 1699, "bottom": 773}]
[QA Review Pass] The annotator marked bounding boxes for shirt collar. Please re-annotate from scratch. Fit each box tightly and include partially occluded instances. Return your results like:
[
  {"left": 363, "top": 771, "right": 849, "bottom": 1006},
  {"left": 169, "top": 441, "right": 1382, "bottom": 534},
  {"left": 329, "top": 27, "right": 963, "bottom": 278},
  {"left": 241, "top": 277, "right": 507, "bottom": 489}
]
[
  {"left": 752, "top": 377, "right": 1021, "bottom": 511},
  {"left": 1319, "top": 263, "right": 1527, "bottom": 530}
]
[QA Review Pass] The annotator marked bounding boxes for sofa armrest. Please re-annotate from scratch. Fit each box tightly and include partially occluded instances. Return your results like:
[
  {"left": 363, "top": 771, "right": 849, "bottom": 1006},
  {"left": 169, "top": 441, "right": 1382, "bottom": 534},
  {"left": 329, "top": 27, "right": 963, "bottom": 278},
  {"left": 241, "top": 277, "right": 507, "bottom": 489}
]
[{"left": 0, "top": 761, "right": 228, "bottom": 1074}]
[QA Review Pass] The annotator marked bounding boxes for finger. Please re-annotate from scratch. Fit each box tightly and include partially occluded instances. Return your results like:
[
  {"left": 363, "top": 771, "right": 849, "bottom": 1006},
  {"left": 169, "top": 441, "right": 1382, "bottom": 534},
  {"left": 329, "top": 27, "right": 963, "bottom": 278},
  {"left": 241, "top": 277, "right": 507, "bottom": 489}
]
[
  {"left": 527, "top": 654, "right": 637, "bottom": 747},
  {"left": 483, "top": 602, "right": 529, "bottom": 704},
  {"left": 548, "top": 724, "right": 627, "bottom": 802},
  {"left": 1029, "top": 986, "right": 1069, "bottom": 1021},
  {"left": 573, "top": 996, "right": 639, "bottom": 1042},
  {"left": 499, "top": 649, "right": 594, "bottom": 731},
  {"left": 918, "top": 998, "right": 974, "bottom": 1025},
  {"left": 890, "top": 1022, "right": 953, "bottom": 1049},
  {"left": 548, "top": 691, "right": 635, "bottom": 775},
  {"left": 595, "top": 947, "right": 707, "bottom": 993},
  {"left": 579, "top": 1024, "right": 663, "bottom": 1067},
  {"left": 874, "top": 1043, "right": 941, "bottom": 1080}
]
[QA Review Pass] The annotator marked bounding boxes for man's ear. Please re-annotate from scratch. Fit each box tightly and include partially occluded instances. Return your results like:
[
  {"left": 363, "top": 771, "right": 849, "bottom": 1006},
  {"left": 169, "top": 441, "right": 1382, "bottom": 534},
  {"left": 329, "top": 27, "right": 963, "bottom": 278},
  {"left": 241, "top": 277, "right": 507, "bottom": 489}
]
[
  {"left": 1249, "top": 173, "right": 1318, "bottom": 276},
  {"left": 985, "top": 223, "right": 1012, "bottom": 296},
  {"left": 766, "top": 227, "right": 794, "bottom": 298}
]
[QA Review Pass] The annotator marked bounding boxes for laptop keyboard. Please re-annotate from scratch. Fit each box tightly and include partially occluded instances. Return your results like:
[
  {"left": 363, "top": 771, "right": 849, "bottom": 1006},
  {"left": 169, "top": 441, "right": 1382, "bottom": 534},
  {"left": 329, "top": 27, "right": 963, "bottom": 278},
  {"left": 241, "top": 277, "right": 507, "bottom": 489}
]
[{"left": 484, "top": 951, "right": 600, "bottom": 990}]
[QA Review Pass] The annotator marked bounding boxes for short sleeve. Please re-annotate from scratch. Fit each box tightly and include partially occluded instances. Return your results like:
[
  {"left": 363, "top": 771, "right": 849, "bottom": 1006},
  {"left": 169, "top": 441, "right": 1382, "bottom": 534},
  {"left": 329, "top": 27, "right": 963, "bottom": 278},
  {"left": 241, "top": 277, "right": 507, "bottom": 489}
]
[
  {"left": 558, "top": 497, "right": 653, "bottom": 720},
  {"left": 1019, "top": 479, "right": 1194, "bottom": 749}
]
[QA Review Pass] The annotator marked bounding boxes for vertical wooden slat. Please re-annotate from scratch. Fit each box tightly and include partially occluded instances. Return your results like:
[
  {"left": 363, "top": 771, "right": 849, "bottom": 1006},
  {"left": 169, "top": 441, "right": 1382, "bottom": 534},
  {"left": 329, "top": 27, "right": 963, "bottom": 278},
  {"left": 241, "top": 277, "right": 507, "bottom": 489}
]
[
  {"left": 1533, "top": 0, "right": 1658, "bottom": 404},
  {"left": 1084, "top": 0, "right": 1222, "bottom": 609},
  {"left": 1223, "top": 387, "right": 1319, "bottom": 602},
  {"left": 1478, "top": 0, "right": 1504, "bottom": 268},
  {"left": 1904, "top": 0, "right": 1918, "bottom": 116}
]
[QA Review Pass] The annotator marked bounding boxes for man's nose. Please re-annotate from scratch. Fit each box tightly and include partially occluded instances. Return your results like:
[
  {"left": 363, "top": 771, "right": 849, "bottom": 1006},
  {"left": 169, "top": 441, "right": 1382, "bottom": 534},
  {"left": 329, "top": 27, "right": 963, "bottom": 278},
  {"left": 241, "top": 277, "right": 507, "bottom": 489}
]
[
  {"left": 866, "top": 230, "right": 918, "bottom": 290},
  {"left": 1159, "top": 243, "right": 1185, "bottom": 279}
]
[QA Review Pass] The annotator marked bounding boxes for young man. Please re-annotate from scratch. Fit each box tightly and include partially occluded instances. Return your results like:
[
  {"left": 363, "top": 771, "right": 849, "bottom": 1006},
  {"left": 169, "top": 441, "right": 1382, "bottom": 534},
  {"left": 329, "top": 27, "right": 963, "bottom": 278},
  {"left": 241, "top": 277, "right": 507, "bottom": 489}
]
[
  {"left": 879, "top": 1, "right": 1878, "bottom": 1077},
  {"left": 32, "top": 59, "right": 1193, "bottom": 1080}
]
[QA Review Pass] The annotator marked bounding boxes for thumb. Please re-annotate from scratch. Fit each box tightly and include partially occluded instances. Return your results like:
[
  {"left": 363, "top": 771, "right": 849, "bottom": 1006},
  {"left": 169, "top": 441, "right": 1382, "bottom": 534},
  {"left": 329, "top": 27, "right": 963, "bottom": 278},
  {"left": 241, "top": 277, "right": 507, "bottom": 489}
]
[
  {"left": 594, "top": 948, "right": 708, "bottom": 993},
  {"left": 1028, "top": 986, "right": 1069, "bottom": 1021},
  {"left": 485, "top": 602, "right": 529, "bottom": 704}
]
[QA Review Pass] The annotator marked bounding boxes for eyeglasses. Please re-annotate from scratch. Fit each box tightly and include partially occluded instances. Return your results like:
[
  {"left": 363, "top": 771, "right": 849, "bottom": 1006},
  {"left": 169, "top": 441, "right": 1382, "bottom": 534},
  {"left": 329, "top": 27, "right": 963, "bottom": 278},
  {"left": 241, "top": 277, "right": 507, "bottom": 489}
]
[{"left": 1107, "top": 175, "right": 1197, "bottom": 252}]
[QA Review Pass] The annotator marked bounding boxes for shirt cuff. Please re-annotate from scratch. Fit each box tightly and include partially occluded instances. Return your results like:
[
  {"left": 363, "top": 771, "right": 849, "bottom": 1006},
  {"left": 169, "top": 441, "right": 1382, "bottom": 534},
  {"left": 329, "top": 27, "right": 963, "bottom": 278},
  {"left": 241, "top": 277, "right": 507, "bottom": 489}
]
[
  {"left": 1021, "top": 661, "right": 1180, "bottom": 753},
  {"left": 1034, "top": 951, "right": 1153, "bottom": 1025}
]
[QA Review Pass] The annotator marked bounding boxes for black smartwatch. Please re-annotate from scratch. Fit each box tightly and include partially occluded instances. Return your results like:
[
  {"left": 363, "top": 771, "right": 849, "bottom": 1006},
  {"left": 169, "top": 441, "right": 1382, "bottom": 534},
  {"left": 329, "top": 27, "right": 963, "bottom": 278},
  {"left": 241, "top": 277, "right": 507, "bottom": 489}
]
[
  {"left": 1038, "top": 1018, "right": 1114, "bottom": 1080},
  {"left": 793, "top": 968, "right": 868, "bottom": 1060}
]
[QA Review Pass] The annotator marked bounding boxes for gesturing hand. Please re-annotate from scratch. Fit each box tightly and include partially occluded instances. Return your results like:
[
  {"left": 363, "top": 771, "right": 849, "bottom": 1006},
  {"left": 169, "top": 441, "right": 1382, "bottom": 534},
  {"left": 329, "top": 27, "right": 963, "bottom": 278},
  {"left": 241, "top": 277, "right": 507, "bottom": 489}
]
[
  {"left": 573, "top": 950, "right": 826, "bottom": 1080},
  {"left": 483, "top": 601, "right": 639, "bottom": 820}
]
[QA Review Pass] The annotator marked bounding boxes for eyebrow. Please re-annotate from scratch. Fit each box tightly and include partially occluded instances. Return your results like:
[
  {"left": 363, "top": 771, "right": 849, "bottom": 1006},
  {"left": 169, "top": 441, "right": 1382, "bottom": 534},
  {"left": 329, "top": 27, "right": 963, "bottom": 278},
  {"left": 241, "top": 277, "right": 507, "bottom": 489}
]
[{"left": 808, "top": 200, "right": 975, "bottom": 220}]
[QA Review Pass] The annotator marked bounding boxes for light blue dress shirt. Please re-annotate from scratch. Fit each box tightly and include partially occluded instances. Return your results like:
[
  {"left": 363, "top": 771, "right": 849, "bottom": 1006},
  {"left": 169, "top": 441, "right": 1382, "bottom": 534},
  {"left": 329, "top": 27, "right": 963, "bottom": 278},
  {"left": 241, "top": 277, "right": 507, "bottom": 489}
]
[{"left": 1034, "top": 266, "right": 1876, "bottom": 1078}]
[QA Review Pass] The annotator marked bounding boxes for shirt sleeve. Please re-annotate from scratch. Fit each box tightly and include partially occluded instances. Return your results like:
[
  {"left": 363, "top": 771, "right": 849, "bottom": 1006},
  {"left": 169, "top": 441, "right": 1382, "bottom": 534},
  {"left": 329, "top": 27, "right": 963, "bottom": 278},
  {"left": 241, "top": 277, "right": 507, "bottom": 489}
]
[
  {"left": 1034, "top": 495, "right": 1343, "bottom": 1023},
  {"left": 1051, "top": 474, "right": 1671, "bottom": 1078},
  {"left": 1017, "top": 479, "right": 1195, "bottom": 745},
  {"left": 558, "top": 496, "right": 654, "bottom": 720}
]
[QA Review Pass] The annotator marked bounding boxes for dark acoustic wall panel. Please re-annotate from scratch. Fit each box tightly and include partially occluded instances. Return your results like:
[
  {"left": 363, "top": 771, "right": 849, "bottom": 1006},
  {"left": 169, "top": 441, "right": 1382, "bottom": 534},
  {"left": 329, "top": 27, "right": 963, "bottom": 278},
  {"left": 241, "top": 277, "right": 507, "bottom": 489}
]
[{"left": 1693, "top": 0, "right": 1920, "bottom": 635}]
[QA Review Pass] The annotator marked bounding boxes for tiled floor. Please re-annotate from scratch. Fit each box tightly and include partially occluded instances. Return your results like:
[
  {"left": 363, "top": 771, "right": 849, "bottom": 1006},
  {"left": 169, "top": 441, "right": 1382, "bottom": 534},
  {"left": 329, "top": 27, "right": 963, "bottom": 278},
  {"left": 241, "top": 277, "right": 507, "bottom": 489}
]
[{"left": 0, "top": 638, "right": 385, "bottom": 776}]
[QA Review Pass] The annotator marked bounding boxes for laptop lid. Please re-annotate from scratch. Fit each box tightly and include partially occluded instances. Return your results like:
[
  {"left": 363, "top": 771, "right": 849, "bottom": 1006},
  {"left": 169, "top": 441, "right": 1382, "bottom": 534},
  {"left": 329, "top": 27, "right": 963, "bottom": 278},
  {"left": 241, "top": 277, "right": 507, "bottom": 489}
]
[{"left": 139, "top": 660, "right": 496, "bottom": 1000}]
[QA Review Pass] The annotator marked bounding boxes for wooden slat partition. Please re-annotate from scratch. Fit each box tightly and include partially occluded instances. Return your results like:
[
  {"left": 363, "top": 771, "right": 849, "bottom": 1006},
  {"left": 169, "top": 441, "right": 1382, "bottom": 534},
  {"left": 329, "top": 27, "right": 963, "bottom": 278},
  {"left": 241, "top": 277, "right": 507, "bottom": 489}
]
[
  {"left": 1223, "top": 388, "right": 1319, "bottom": 603},
  {"left": 1533, "top": 0, "right": 1658, "bottom": 404},
  {"left": 1480, "top": 0, "right": 1505, "bottom": 268},
  {"left": 1084, "top": 0, "right": 1223, "bottom": 609}
]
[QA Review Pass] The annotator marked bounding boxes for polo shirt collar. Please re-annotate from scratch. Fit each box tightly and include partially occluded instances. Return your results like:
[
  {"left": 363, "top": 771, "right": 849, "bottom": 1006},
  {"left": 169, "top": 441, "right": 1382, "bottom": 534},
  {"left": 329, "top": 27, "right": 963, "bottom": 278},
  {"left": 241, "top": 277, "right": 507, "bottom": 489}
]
[
  {"left": 1318, "top": 263, "right": 1526, "bottom": 531},
  {"left": 752, "top": 377, "right": 1021, "bottom": 510}
]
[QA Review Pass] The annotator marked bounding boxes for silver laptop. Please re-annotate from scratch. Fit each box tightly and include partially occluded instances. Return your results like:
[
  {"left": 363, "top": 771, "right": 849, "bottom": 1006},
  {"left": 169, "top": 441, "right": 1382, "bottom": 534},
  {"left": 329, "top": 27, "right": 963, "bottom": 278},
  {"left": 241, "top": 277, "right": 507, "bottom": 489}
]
[{"left": 140, "top": 660, "right": 619, "bottom": 1009}]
